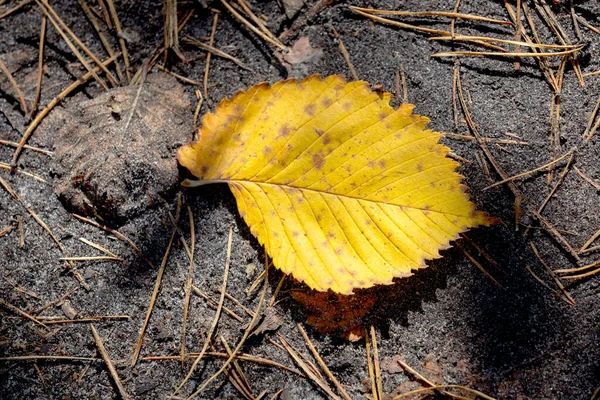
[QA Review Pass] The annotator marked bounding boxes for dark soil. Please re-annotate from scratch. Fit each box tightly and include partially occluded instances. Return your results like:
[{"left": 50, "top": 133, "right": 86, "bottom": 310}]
[{"left": 1, "top": 0, "right": 600, "bottom": 399}]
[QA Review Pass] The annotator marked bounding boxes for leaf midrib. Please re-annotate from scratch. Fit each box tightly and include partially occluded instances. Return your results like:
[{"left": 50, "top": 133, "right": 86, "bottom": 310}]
[{"left": 193, "top": 178, "right": 470, "bottom": 218}]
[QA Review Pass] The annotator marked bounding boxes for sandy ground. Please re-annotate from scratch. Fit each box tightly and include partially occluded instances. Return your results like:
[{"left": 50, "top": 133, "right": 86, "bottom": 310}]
[{"left": 1, "top": 0, "right": 600, "bottom": 399}]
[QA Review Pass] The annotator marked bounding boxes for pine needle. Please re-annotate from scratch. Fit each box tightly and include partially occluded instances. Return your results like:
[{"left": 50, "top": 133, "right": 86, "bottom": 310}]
[
  {"left": 0, "top": 139, "right": 52, "bottom": 156},
  {"left": 332, "top": 27, "right": 358, "bottom": 81},
  {"left": 573, "top": 166, "right": 600, "bottom": 191},
  {"left": 104, "top": 0, "right": 130, "bottom": 82},
  {"left": 365, "top": 332, "right": 378, "bottom": 400},
  {"left": 36, "top": 0, "right": 117, "bottom": 88},
  {"left": 0, "top": 298, "right": 49, "bottom": 329},
  {"left": 432, "top": 47, "right": 583, "bottom": 58},
  {"left": 429, "top": 35, "right": 580, "bottom": 49},
  {"left": 530, "top": 242, "right": 575, "bottom": 305},
  {"left": 174, "top": 227, "right": 233, "bottom": 395},
  {"left": 180, "top": 205, "right": 196, "bottom": 367},
  {"left": 0, "top": 59, "right": 28, "bottom": 114},
  {"left": 0, "top": 355, "right": 100, "bottom": 362},
  {"left": 12, "top": 54, "right": 118, "bottom": 165},
  {"left": 78, "top": 237, "right": 119, "bottom": 258},
  {"left": 29, "top": 14, "right": 47, "bottom": 117},
  {"left": 392, "top": 384, "right": 495, "bottom": 400},
  {"left": 204, "top": 12, "right": 219, "bottom": 100},
  {"left": 370, "top": 326, "right": 383, "bottom": 400},
  {"left": 219, "top": 0, "right": 285, "bottom": 50},
  {"left": 0, "top": 176, "right": 89, "bottom": 288},
  {"left": 78, "top": 0, "right": 124, "bottom": 82},
  {"left": 555, "top": 259, "right": 600, "bottom": 275},
  {"left": 143, "top": 352, "right": 303, "bottom": 376},
  {"left": 182, "top": 36, "right": 252, "bottom": 71},
  {"left": 90, "top": 324, "right": 130, "bottom": 399},
  {"left": 131, "top": 197, "right": 181, "bottom": 366},
  {"left": 484, "top": 150, "right": 574, "bottom": 190},
  {"left": 297, "top": 323, "right": 352, "bottom": 400},
  {"left": 461, "top": 247, "right": 504, "bottom": 289},
  {"left": 184, "top": 256, "right": 270, "bottom": 399},
  {"left": 0, "top": 162, "right": 46, "bottom": 183},
  {"left": 280, "top": 335, "right": 341, "bottom": 400},
  {"left": 349, "top": 6, "right": 512, "bottom": 26}
]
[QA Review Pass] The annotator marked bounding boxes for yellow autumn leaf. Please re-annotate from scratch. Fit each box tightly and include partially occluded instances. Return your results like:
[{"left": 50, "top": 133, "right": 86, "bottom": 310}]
[{"left": 178, "top": 75, "right": 495, "bottom": 295}]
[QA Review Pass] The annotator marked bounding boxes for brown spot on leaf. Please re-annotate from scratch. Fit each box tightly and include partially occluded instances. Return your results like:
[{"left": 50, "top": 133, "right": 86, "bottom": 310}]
[
  {"left": 314, "top": 128, "right": 325, "bottom": 136},
  {"left": 342, "top": 102, "right": 352, "bottom": 110},
  {"left": 312, "top": 151, "right": 326, "bottom": 170},
  {"left": 278, "top": 123, "right": 293, "bottom": 138},
  {"left": 321, "top": 97, "right": 332, "bottom": 107},
  {"left": 378, "top": 111, "right": 388, "bottom": 120},
  {"left": 416, "top": 163, "right": 423, "bottom": 172},
  {"left": 263, "top": 146, "right": 273, "bottom": 155},
  {"left": 304, "top": 103, "right": 316, "bottom": 116},
  {"left": 378, "top": 160, "right": 387, "bottom": 168},
  {"left": 322, "top": 133, "right": 331, "bottom": 145}
]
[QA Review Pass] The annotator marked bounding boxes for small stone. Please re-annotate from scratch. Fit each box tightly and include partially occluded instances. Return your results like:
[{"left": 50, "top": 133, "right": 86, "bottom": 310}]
[
  {"left": 61, "top": 300, "right": 78, "bottom": 319},
  {"left": 246, "top": 263, "right": 257, "bottom": 280}
]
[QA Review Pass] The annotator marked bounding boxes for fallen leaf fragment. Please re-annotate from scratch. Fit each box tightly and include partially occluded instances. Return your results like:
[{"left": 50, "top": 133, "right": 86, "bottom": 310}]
[
  {"left": 249, "top": 306, "right": 283, "bottom": 336},
  {"left": 178, "top": 75, "right": 495, "bottom": 294},
  {"left": 290, "top": 289, "right": 376, "bottom": 339},
  {"left": 276, "top": 37, "right": 322, "bottom": 72}
]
